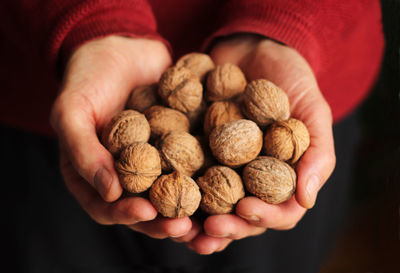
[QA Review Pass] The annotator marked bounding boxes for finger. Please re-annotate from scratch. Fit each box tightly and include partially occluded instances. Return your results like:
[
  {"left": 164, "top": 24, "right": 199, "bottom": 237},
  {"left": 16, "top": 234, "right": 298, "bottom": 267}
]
[
  {"left": 171, "top": 219, "right": 202, "bottom": 243},
  {"left": 236, "top": 196, "right": 307, "bottom": 230},
  {"left": 292, "top": 98, "right": 336, "bottom": 209},
  {"left": 129, "top": 216, "right": 192, "bottom": 239},
  {"left": 203, "top": 214, "right": 266, "bottom": 240},
  {"left": 215, "top": 239, "right": 232, "bottom": 252},
  {"left": 61, "top": 152, "right": 157, "bottom": 225},
  {"left": 186, "top": 233, "right": 232, "bottom": 255},
  {"left": 52, "top": 97, "right": 122, "bottom": 202}
]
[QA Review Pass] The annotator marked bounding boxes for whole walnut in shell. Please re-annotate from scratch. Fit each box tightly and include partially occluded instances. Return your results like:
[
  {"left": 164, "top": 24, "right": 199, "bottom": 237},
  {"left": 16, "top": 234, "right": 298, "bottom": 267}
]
[
  {"left": 175, "top": 53, "right": 215, "bottom": 81},
  {"left": 209, "top": 119, "right": 263, "bottom": 167},
  {"left": 158, "top": 66, "right": 203, "bottom": 113},
  {"left": 263, "top": 118, "right": 310, "bottom": 164},
  {"left": 115, "top": 142, "right": 161, "bottom": 193},
  {"left": 149, "top": 171, "right": 201, "bottom": 218},
  {"left": 144, "top": 105, "right": 190, "bottom": 138},
  {"left": 243, "top": 156, "right": 296, "bottom": 204},
  {"left": 102, "top": 110, "right": 150, "bottom": 156},
  {"left": 204, "top": 101, "right": 243, "bottom": 136},
  {"left": 126, "top": 83, "right": 159, "bottom": 113},
  {"left": 158, "top": 131, "right": 204, "bottom": 176},
  {"left": 243, "top": 79, "right": 290, "bottom": 126},
  {"left": 206, "top": 63, "right": 247, "bottom": 101},
  {"left": 197, "top": 166, "right": 245, "bottom": 214}
]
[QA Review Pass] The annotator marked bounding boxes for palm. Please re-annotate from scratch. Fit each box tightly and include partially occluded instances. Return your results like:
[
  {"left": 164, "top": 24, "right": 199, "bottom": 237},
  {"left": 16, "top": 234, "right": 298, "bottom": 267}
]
[
  {"left": 184, "top": 36, "right": 336, "bottom": 253},
  {"left": 52, "top": 36, "right": 193, "bottom": 238}
]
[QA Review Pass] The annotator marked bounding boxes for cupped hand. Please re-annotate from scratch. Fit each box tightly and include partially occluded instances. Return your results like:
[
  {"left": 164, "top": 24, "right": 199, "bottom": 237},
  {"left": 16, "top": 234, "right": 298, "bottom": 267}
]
[
  {"left": 51, "top": 36, "right": 192, "bottom": 239},
  {"left": 186, "top": 34, "right": 336, "bottom": 254}
]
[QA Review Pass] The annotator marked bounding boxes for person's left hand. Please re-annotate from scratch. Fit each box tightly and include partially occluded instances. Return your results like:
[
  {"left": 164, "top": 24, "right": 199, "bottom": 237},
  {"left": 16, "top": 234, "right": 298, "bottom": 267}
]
[{"left": 172, "top": 34, "right": 336, "bottom": 254}]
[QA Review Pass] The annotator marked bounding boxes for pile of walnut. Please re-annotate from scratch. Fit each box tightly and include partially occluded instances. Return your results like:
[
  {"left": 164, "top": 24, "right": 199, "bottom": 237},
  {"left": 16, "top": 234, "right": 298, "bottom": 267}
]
[{"left": 102, "top": 53, "right": 310, "bottom": 218}]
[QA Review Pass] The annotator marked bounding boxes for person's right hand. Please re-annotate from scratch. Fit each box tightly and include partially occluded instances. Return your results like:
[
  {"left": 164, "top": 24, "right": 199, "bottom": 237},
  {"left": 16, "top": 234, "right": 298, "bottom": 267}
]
[{"left": 50, "top": 36, "right": 193, "bottom": 239}]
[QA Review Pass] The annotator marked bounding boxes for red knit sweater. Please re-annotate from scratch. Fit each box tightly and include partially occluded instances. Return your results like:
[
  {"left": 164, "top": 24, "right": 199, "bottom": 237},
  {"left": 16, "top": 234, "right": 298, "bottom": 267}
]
[{"left": 0, "top": 0, "right": 384, "bottom": 136}]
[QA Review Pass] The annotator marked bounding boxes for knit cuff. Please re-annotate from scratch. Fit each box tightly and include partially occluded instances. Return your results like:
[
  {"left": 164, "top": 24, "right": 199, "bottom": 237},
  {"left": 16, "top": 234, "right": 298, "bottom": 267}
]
[
  {"left": 45, "top": 0, "right": 170, "bottom": 74},
  {"left": 202, "top": 1, "right": 321, "bottom": 73}
]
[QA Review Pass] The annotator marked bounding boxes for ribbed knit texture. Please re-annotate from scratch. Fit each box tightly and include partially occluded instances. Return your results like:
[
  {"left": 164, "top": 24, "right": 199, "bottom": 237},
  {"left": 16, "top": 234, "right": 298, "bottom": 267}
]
[{"left": 0, "top": 0, "right": 384, "bottom": 135}]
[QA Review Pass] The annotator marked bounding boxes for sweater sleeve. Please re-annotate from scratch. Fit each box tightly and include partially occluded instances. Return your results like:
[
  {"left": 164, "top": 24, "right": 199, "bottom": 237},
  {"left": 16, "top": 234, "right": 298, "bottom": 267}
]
[
  {"left": 203, "top": 0, "right": 385, "bottom": 121},
  {"left": 2, "top": 0, "right": 169, "bottom": 73}
]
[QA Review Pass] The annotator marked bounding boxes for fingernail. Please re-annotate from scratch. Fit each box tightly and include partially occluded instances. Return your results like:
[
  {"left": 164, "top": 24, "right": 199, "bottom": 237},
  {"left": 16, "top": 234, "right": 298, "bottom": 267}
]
[
  {"left": 205, "top": 231, "right": 231, "bottom": 238},
  {"left": 306, "top": 175, "right": 320, "bottom": 208},
  {"left": 169, "top": 231, "right": 189, "bottom": 238},
  {"left": 238, "top": 214, "right": 260, "bottom": 223},
  {"left": 94, "top": 167, "right": 112, "bottom": 200}
]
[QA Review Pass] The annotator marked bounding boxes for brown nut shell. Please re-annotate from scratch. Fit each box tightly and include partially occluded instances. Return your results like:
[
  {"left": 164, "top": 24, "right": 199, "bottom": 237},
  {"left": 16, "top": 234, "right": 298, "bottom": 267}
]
[
  {"left": 243, "top": 79, "right": 290, "bottom": 126},
  {"left": 144, "top": 105, "right": 190, "bottom": 138},
  {"left": 263, "top": 118, "right": 310, "bottom": 164},
  {"left": 243, "top": 156, "right": 296, "bottom": 204},
  {"left": 102, "top": 110, "right": 150, "bottom": 156},
  {"left": 206, "top": 63, "right": 247, "bottom": 101},
  {"left": 149, "top": 171, "right": 201, "bottom": 218},
  {"left": 203, "top": 101, "right": 243, "bottom": 136},
  {"left": 209, "top": 119, "right": 263, "bottom": 167},
  {"left": 158, "top": 66, "right": 203, "bottom": 113},
  {"left": 116, "top": 142, "right": 161, "bottom": 193},
  {"left": 158, "top": 131, "right": 204, "bottom": 176},
  {"left": 197, "top": 166, "right": 244, "bottom": 214},
  {"left": 126, "top": 83, "right": 159, "bottom": 113},
  {"left": 175, "top": 53, "right": 215, "bottom": 81}
]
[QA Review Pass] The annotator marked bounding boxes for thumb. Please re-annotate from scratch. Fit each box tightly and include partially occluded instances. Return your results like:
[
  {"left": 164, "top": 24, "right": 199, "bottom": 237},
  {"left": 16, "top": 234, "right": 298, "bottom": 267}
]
[
  {"left": 294, "top": 98, "right": 336, "bottom": 209},
  {"left": 51, "top": 95, "right": 122, "bottom": 202}
]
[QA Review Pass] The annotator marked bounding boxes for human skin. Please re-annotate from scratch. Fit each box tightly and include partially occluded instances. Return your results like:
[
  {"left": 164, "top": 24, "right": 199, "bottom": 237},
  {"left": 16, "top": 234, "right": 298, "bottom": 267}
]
[
  {"left": 174, "top": 35, "right": 336, "bottom": 254},
  {"left": 50, "top": 34, "right": 335, "bottom": 254},
  {"left": 51, "top": 36, "right": 195, "bottom": 239}
]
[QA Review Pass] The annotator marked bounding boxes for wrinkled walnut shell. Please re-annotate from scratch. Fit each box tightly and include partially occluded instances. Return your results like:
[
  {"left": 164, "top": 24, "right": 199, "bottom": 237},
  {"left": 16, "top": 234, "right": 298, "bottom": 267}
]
[
  {"left": 102, "top": 110, "right": 150, "bottom": 156},
  {"left": 126, "top": 83, "right": 160, "bottom": 113},
  {"left": 243, "top": 156, "right": 296, "bottom": 204},
  {"left": 243, "top": 79, "right": 290, "bottom": 126},
  {"left": 149, "top": 171, "right": 201, "bottom": 218},
  {"left": 209, "top": 119, "right": 263, "bottom": 167},
  {"left": 197, "top": 166, "right": 244, "bottom": 214},
  {"left": 116, "top": 142, "right": 161, "bottom": 193},
  {"left": 175, "top": 53, "right": 215, "bottom": 81},
  {"left": 263, "top": 118, "right": 310, "bottom": 164},
  {"left": 158, "top": 131, "right": 204, "bottom": 176},
  {"left": 158, "top": 66, "right": 203, "bottom": 113},
  {"left": 204, "top": 101, "right": 243, "bottom": 136},
  {"left": 144, "top": 105, "right": 190, "bottom": 138},
  {"left": 206, "top": 63, "right": 247, "bottom": 101}
]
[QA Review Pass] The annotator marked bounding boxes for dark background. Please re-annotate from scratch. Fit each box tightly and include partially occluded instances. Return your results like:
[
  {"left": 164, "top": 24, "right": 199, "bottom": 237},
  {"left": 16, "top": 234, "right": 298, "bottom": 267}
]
[{"left": 320, "top": 1, "right": 400, "bottom": 272}]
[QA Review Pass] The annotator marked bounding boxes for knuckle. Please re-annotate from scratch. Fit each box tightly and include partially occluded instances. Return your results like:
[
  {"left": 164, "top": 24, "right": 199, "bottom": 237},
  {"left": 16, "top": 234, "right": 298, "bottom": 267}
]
[{"left": 322, "top": 152, "right": 336, "bottom": 175}]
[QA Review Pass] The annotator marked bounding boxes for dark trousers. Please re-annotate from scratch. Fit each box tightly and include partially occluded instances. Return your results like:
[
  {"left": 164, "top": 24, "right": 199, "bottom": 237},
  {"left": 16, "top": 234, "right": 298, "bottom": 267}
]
[{"left": 3, "top": 107, "right": 361, "bottom": 273}]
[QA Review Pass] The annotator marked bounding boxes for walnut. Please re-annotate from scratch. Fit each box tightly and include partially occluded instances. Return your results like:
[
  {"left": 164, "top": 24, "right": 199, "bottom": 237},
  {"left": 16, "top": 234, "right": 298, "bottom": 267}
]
[
  {"left": 144, "top": 105, "right": 190, "bottom": 138},
  {"left": 203, "top": 101, "right": 243, "bottom": 136},
  {"left": 149, "top": 171, "right": 201, "bottom": 218},
  {"left": 197, "top": 166, "right": 244, "bottom": 214},
  {"left": 158, "top": 131, "right": 204, "bottom": 176},
  {"left": 126, "top": 83, "right": 159, "bottom": 113},
  {"left": 158, "top": 66, "right": 203, "bottom": 113},
  {"left": 115, "top": 142, "right": 161, "bottom": 193},
  {"left": 175, "top": 53, "right": 215, "bottom": 81},
  {"left": 243, "top": 156, "right": 296, "bottom": 204},
  {"left": 206, "top": 63, "right": 247, "bottom": 101},
  {"left": 209, "top": 119, "right": 263, "bottom": 167},
  {"left": 243, "top": 79, "right": 290, "bottom": 127},
  {"left": 263, "top": 118, "right": 310, "bottom": 164},
  {"left": 102, "top": 110, "right": 150, "bottom": 156}
]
